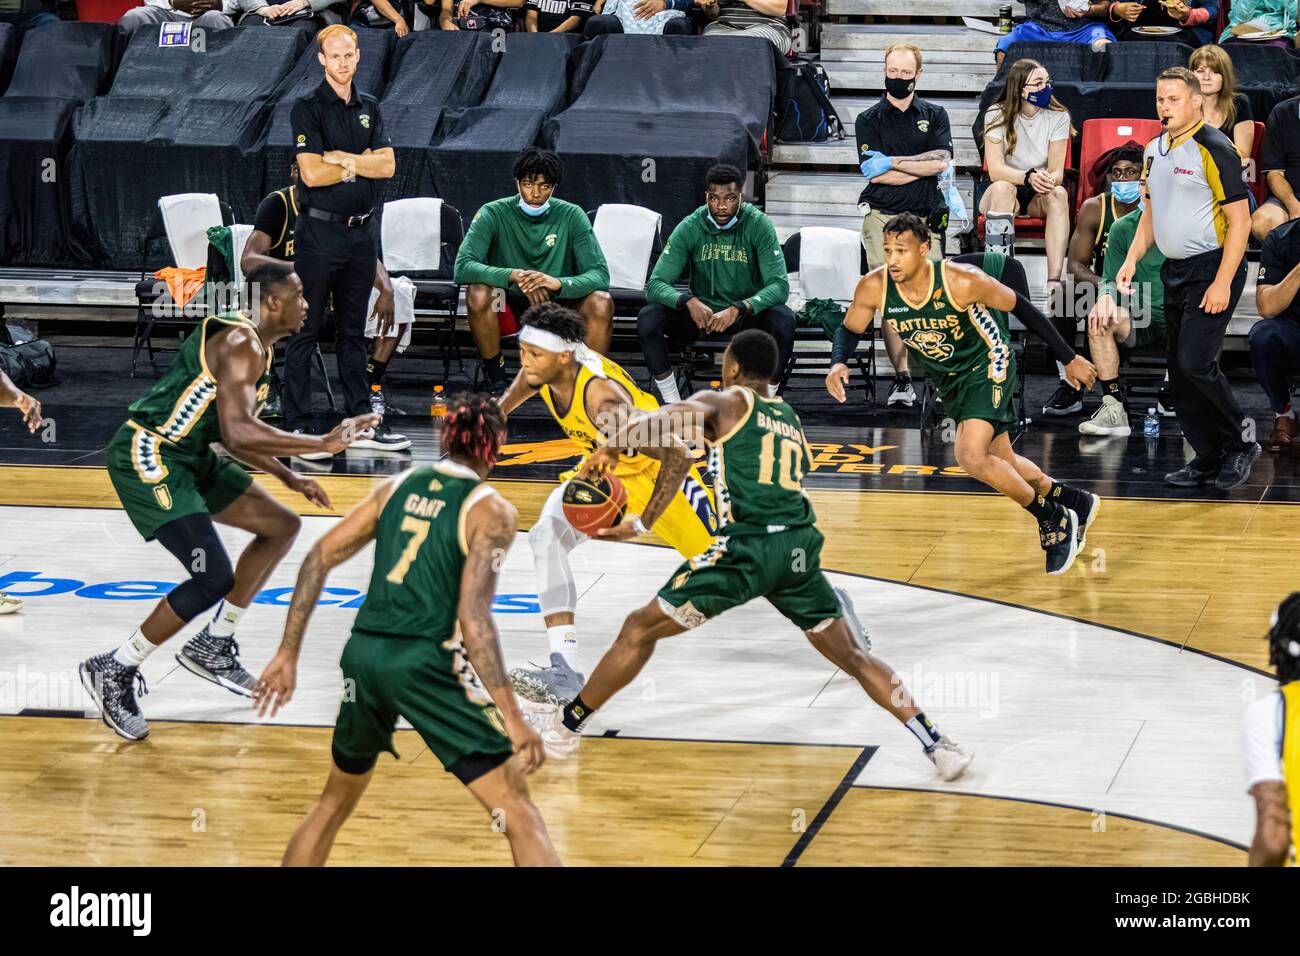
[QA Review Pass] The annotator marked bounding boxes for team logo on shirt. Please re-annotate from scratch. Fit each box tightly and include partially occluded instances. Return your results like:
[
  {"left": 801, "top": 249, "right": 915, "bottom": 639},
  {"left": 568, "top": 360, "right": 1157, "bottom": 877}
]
[
  {"left": 992, "top": 384, "right": 1003, "bottom": 407},
  {"left": 545, "top": 233, "right": 557, "bottom": 247},
  {"left": 917, "top": 120, "right": 930, "bottom": 133},
  {"left": 153, "top": 486, "right": 173, "bottom": 511},
  {"left": 861, "top": 143, "right": 871, "bottom": 154},
  {"left": 360, "top": 114, "right": 371, "bottom": 129},
  {"left": 296, "top": 134, "right": 306, "bottom": 146}
]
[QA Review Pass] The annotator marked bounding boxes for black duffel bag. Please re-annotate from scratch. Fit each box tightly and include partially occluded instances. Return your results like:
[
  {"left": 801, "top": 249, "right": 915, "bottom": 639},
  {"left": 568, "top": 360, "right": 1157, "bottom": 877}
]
[
  {"left": 0, "top": 339, "right": 57, "bottom": 389},
  {"left": 775, "top": 55, "right": 846, "bottom": 144}
]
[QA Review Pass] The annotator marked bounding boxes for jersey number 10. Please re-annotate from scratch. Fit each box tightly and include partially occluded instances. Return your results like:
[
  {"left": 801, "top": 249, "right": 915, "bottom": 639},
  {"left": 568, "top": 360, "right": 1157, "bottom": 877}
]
[{"left": 757, "top": 432, "right": 805, "bottom": 492}]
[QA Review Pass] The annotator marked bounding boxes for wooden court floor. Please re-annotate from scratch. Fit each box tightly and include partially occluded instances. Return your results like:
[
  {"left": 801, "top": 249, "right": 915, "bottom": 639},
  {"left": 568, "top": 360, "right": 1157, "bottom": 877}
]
[{"left": 0, "top": 464, "right": 1277, "bottom": 865}]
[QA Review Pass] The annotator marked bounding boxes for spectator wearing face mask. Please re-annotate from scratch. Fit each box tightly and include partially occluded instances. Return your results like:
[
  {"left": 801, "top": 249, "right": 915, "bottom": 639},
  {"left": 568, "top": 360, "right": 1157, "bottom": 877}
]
[{"left": 856, "top": 42, "right": 954, "bottom": 409}]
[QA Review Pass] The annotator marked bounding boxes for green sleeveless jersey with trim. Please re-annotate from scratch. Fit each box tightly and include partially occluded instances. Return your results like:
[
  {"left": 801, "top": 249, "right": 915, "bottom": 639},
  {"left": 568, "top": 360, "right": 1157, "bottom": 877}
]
[
  {"left": 126, "top": 312, "right": 272, "bottom": 454},
  {"left": 709, "top": 388, "right": 816, "bottom": 536},
  {"left": 880, "top": 257, "right": 1012, "bottom": 383},
  {"left": 354, "top": 462, "right": 498, "bottom": 642}
]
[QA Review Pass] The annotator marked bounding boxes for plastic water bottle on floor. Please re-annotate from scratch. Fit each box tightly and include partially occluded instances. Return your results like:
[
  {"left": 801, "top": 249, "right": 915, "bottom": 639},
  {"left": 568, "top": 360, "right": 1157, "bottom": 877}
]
[
  {"left": 369, "top": 384, "right": 386, "bottom": 424},
  {"left": 430, "top": 384, "right": 447, "bottom": 418},
  {"left": 1143, "top": 407, "right": 1160, "bottom": 438}
]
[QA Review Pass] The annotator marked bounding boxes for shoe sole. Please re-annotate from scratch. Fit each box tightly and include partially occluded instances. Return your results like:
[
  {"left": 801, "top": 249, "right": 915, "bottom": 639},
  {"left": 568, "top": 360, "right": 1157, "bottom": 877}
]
[
  {"left": 937, "top": 751, "right": 974, "bottom": 781},
  {"left": 0, "top": 602, "right": 20, "bottom": 615},
  {"left": 174, "top": 652, "right": 255, "bottom": 698},
  {"left": 1077, "top": 422, "right": 1131, "bottom": 436},
  {"left": 886, "top": 395, "right": 916, "bottom": 407},
  {"left": 293, "top": 451, "right": 333, "bottom": 462},
  {"left": 78, "top": 662, "right": 148, "bottom": 741},
  {"left": 349, "top": 438, "right": 413, "bottom": 451},
  {"left": 1041, "top": 404, "right": 1084, "bottom": 417},
  {"left": 1165, "top": 470, "right": 1216, "bottom": 487},
  {"left": 1047, "top": 509, "right": 1080, "bottom": 576}
]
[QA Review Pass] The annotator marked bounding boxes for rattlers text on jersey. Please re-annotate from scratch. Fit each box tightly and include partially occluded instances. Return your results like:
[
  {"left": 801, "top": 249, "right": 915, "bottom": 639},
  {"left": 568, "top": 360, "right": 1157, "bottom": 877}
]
[{"left": 538, "top": 352, "right": 716, "bottom": 558}]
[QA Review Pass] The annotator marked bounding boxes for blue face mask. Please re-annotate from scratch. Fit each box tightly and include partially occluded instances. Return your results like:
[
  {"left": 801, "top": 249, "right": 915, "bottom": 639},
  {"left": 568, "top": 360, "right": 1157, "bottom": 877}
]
[
  {"left": 1025, "top": 85, "right": 1053, "bottom": 109},
  {"left": 1110, "top": 180, "right": 1141, "bottom": 204},
  {"left": 713, "top": 214, "right": 738, "bottom": 230},
  {"left": 519, "top": 197, "right": 550, "bottom": 217}
]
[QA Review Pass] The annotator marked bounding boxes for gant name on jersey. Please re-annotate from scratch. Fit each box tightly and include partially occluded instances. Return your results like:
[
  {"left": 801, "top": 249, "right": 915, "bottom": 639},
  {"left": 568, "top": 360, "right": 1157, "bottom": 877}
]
[{"left": 405, "top": 494, "right": 448, "bottom": 519}]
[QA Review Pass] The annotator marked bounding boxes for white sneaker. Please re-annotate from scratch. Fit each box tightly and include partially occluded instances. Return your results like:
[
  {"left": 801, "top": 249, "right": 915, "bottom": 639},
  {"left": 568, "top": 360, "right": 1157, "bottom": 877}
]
[
  {"left": 1078, "top": 395, "right": 1131, "bottom": 436},
  {"left": 886, "top": 375, "right": 916, "bottom": 407},
  {"left": 349, "top": 426, "right": 412, "bottom": 452},
  {"left": 539, "top": 707, "right": 581, "bottom": 760},
  {"left": 0, "top": 592, "right": 22, "bottom": 615},
  {"left": 926, "top": 736, "right": 973, "bottom": 781},
  {"left": 291, "top": 429, "right": 333, "bottom": 461}
]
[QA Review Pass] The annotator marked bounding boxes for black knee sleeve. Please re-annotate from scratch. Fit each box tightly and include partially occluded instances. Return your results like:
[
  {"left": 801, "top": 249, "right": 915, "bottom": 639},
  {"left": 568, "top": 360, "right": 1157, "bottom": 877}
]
[{"left": 154, "top": 513, "right": 236, "bottom": 622}]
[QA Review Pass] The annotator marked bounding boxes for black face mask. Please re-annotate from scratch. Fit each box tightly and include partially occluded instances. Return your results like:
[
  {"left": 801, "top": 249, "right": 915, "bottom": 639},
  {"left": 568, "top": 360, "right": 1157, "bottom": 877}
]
[{"left": 884, "top": 76, "right": 915, "bottom": 100}]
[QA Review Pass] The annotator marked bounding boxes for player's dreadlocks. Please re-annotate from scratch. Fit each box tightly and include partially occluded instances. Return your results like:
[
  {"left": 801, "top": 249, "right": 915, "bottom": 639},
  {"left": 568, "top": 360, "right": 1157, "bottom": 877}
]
[
  {"left": 520, "top": 301, "right": 586, "bottom": 344},
  {"left": 443, "top": 392, "right": 506, "bottom": 470},
  {"left": 1266, "top": 592, "right": 1300, "bottom": 685}
]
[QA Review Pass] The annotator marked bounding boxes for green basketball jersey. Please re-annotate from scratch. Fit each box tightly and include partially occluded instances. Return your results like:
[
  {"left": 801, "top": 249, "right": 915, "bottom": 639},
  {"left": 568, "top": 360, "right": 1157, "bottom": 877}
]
[
  {"left": 353, "top": 462, "right": 498, "bottom": 642},
  {"left": 126, "top": 312, "right": 272, "bottom": 454},
  {"left": 709, "top": 388, "right": 816, "bottom": 536},
  {"left": 1092, "top": 194, "right": 1121, "bottom": 276},
  {"left": 880, "top": 257, "right": 1012, "bottom": 385}
]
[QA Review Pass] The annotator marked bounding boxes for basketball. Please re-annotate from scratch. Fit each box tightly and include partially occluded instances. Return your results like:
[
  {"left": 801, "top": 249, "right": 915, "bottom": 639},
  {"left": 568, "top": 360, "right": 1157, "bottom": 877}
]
[{"left": 561, "top": 472, "right": 628, "bottom": 535}]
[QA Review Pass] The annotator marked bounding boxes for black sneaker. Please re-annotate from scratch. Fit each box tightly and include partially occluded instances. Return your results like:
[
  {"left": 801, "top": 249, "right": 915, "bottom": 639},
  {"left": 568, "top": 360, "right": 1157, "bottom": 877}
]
[
  {"left": 79, "top": 653, "right": 149, "bottom": 741},
  {"left": 350, "top": 424, "right": 412, "bottom": 452},
  {"left": 886, "top": 375, "right": 916, "bottom": 408},
  {"left": 1042, "top": 382, "right": 1085, "bottom": 417},
  {"left": 175, "top": 625, "right": 257, "bottom": 697},
  {"left": 1165, "top": 460, "right": 1219, "bottom": 487},
  {"left": 1157, "top": 386, "right": 1176, "bottom": 418},
  {"left": 1214, "top": 442, "right": 1262, "bottom": 491},
  {"left": 1039, "top": 503, "right": 1080, "bottom": 576},
  {"left": 1072, "top": 491, "right": 1101, "bottom": 550}
]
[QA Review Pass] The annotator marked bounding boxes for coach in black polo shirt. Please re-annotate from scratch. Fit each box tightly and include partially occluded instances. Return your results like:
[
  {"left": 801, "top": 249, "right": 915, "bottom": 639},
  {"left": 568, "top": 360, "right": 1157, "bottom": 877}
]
[
  {"left": 286, "top": 23, "right": 395, "bottom": 444},
  {"left": 855, "top": 41, "right": 953, "bottom": 408}
]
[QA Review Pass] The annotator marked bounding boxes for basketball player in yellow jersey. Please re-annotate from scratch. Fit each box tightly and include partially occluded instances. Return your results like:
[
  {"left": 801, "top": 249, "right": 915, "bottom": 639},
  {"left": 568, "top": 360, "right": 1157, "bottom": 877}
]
[
  {"left": 1242, "top": 592, "right": 1300, "bottom": 867},
  {"left": 497, "top": 303, "right": 717, "bottom": 698}
]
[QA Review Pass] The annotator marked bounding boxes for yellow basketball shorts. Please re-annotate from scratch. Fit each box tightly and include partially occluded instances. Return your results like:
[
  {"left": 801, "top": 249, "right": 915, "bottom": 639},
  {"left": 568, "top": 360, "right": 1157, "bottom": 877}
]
[{"left": 623, "top": 466, "right": 717, "bottom": 560}]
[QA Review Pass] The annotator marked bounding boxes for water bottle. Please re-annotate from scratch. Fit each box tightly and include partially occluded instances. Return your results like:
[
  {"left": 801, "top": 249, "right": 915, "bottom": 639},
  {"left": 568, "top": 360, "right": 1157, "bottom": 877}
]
[
  {"left": 999, "top": 4, "right": 1012, "bottom": 33},
  {"left": 369, "top": 384, "right": 386, "bottom": 423},
  {"left": 940, "top": 162, "right": 967, "bottom": 226},
  {"left": 430, "top": 384, "right": 447, "bottom": 417},
  {"left": 1143, "top": 407, "right": 1160, "bottom": 438}
]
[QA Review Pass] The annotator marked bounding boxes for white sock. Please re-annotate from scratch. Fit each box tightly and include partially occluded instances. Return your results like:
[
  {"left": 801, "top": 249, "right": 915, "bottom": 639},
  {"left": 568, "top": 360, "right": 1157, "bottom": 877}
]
[
  {"left": 112, "top": 629, "right": 158, "bottom": 668},
  {"left": 547, "top": 624, "right": 578, "bottom": 658},
  {"left": 208, "top": 599, "right": 246, "bottom": 639},
  {"left": 766, "top": 382, "right": 778, "bottom": 398},
  {"left": 655, "top": 374, "right": 681, "bottom": 404}
]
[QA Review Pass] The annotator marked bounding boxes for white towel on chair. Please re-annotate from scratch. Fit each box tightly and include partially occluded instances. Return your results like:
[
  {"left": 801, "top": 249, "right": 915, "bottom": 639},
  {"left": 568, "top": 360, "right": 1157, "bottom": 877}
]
[
  {"left": 365, "top": 275, "right": 417, "bottom": 352},
  {"left": 593, "top": 203, "right": 661, "bottom": 292},
  {"left": 381, "top": 198, "right": 442, "bottom": 272},
  {"left": 799, "top": 226, "right": 863, "bottom": 305}
]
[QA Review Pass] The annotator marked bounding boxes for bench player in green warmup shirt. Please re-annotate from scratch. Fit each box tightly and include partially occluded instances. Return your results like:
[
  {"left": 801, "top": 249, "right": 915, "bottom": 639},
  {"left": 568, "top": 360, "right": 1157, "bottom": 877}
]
[
  {"left": 533, "top": 329, "right": 974, "bottom": 781},
  {"left": 254, "top": 394, "right": 561, "bottom": 866},
  {"left": 828, "top": 212, "right": 1101, "bottom": 575},
  {"left": 80, "top": 262, "right": 379, "bottom": 742}
]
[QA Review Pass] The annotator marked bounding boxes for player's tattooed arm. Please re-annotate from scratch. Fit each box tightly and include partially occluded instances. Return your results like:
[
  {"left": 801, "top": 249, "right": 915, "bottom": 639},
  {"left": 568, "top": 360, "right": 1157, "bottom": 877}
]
[
  {"left": 457, "top": 494, "right": 525, "bottom": 720},
  {"left": 1247, "top": 781, "right": 1291, "bottom": 867},
  {"left": 637, "top": 432, "right": 693, "bottom": 530}
]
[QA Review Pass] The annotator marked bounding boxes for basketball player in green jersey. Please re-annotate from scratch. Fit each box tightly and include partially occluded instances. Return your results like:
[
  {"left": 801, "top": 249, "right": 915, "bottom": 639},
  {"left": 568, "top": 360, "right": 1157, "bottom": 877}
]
[
  {"left": 80, "top": 262, "right": 379, "bottom": 741},
  {"left": 827, "top": 213, "right": 1100, "bottom": 575},
  {"left": 533, "top": 329, "right": 973, "bottom": 780},
  {"left": 254, "top": 394, "right": 561, "bottom": 866},
  {"left": 0, "top": 367, "right": 43, "bottom": 615}
]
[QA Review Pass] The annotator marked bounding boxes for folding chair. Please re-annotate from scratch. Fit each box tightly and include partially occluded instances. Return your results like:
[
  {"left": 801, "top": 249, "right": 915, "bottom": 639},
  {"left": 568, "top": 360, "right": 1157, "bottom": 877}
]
[
  {"left": 379, "top": 197, "right": 466, "bottom": 385},
  {"left": 133, "top": 193, "right": 232, "bottom": 377}
]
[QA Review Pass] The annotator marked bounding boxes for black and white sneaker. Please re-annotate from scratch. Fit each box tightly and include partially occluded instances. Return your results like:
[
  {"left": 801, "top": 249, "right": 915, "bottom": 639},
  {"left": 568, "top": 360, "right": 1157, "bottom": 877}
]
[
  {"left": 886, "top": 375, "right": 916, "bottom": 408},
  {"left": 350, "top": 425, "right": 412, "bottom": 452},
  {"left": 291, "top": 429, "right": 333, "bottom": 462},
  {"left": 1157, "top": 385, "right": 1176, "bottom": 418},
  {"left": 1042, "top": 382, "right": 1085, "bottom": 417},
  {"left": 1039, "top": 503, "right": 1080, "bottom": 576},
  {"left": 175, "top": 625, "right": 257, "bottom": 697},
  {"left": 79, "top": 653, "right": 149, "bottom": 741}
]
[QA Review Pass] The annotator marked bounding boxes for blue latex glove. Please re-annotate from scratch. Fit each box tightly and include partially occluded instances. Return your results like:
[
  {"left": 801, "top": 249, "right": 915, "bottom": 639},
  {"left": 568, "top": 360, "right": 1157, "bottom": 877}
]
[{"left": 859, "top": 151, "right": 893, "bottom": 180}]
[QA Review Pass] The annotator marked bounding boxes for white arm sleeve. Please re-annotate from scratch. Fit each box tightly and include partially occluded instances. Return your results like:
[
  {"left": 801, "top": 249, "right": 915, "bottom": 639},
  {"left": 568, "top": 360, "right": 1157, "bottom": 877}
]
[{"left": 1241, "top": 692, "right": 1285, "bottom": 792}]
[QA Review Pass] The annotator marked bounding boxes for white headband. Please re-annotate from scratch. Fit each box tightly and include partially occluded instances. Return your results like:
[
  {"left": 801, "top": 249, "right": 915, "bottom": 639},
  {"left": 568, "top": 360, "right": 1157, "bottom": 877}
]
[{"left": 519, "top": 325, "right": 578, "bottom": 354}]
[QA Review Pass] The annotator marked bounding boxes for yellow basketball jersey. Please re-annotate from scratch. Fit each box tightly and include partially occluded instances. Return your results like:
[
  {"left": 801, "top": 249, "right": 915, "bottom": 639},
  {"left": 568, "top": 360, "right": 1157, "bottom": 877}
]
[
  {"left": 1283, "top": 681, "right": 1300, "bottom": 866},
  {"left": 539, "top": 355, "right": 659, "bottom": 479}
]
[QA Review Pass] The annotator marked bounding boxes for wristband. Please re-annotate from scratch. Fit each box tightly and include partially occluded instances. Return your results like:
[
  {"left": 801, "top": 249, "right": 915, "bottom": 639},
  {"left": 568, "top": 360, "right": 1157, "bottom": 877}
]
[{"left": 633, "top": 516, "right": 650, "bottom": 535}]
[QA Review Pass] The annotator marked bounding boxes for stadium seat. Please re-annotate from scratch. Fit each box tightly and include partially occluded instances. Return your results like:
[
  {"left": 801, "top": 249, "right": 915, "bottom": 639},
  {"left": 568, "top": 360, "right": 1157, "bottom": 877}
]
[
  {"left": 1104, "top": 41, "right": 1195, "bottom": 83},
  {"left": 133, "top": 194, "right": 234, "bottom": 377},
  {"left": 975, "top": 146, "right": 1076, "bottom": 248},
  {"left": 780, "top": 227, "right": 873, "bottom": 401},
  {"left": 379, "top": 198, "right": 466, "bottom": 384},
  {"left": 996, "top": 42, "right": 1108, "bottom": 84},
  {"left": 587, "top": 203, "right": 663, "bottom": 313},
  {"left": 1076, "top": 118, "right": 1163, "bottom": 209}
]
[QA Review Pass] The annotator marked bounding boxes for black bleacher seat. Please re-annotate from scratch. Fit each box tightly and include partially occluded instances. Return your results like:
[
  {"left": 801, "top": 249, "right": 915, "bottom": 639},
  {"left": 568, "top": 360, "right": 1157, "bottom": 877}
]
[
  {"left": 1104, "top": 41, "right": 1195, "bottom": 82},
  {"left": 0, "top": 22, "right": 116, "bottom": 267},
  {"left": 0, "top": 24, "right": 14, "bottom": 96},
  {"left": 69, "top": 27, "right": 310, "bottom": 270},
  {"left": 262, "top": 27, "right": 393, "bottom": 196},
  {"left": 997, "top": 42, "right": 1108, "bottom": 83}
]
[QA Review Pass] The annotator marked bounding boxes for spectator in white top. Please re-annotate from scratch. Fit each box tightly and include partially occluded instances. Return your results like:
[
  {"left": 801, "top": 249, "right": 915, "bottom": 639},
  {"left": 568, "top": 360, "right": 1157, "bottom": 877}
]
[
  {"left": 699, "top": 0, "right": 789, "bottom": 52},
  {"left": 584, "top": 0, "right": 692, "bottom": 35},
  {"left": 979, "top": 58, "right": 1073, "bottom": 288},
  {"left": 119, "top": 0, "right": 237, "bottom": 37},
  {"left": 1239, "top": 592, "right": 1299, "bottom": 867}
]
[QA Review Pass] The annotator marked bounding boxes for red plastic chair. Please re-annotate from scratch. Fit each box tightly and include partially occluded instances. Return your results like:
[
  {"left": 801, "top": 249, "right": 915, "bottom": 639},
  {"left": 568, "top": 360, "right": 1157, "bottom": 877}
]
[
  {"left": 1076, "top": 118, "right": 1164, "bottom": 209},
  {"left": 1250, "top": 120, "right": 1268, "bottom": 208},
  {"left": 976, "top": 146, "right": 1075, "bottom": 243},
  {"left": 76, "top": 0, "right": 140, "bottom": 22}
]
